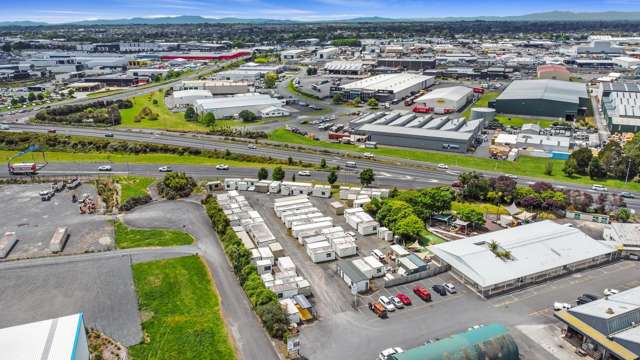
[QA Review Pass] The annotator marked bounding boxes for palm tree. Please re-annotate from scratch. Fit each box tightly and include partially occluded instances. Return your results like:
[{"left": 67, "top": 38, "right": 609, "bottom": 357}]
[{"left": 488, "top": 240, "right": 499, "bottom": 252}]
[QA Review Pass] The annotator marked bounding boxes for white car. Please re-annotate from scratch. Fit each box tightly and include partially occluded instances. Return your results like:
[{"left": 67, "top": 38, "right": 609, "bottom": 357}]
[
  {"left": 505, "top": 173, "right": 518, "bottom": 179},
  {"left": 247, "top": 144, "right": 257, "bottom": 150},
  {"left": 297, "top": 170, "right": 311, "bottom": 176},
  {"left": 379, "top": 347, "right": 404, "bottom": 360},
  {"left": 444, "top": 283, "right": 457, "bottom": 294},
  {"left": 363, "top": 152, "right": 374, "bottom": 159},
  {"left": 97, "top": 165, "right": 112, "bottom": 171},
  {"left": 437, "top": 163, "right": 448, "bottom": 169},
  {"left": 553, "top": 302, "right": 572, "bottom": 311},
  {"left": 158, "top": 166, "right": 173, "bottom": 172},
  {"left": 0, "top": 124, "right": 9, "bottom": 130},
  {"left": 604, "top": 288, "right": 620, "bottom": 296},
  {"left": 592, "top": 184, "right": 608, "bottom": 192},
  {"left": 378, "top": 296, "right": 395, "bottom": 312},
  {"left": 216, "top": 164, "right": 229, "bottom": 170},
  {"left": 390, "top": 296, "right": 404, "bottom": 309}
]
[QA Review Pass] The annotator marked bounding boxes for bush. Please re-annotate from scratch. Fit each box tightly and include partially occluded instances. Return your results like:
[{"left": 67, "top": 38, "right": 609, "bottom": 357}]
[
  {"left": 33, "top": 99, "right": 131, "bottom": 125},
  {"left": 119, "top": 194, "right": 152, "bottom": 211},
  {"left": 156, "top": 172, "right": 196, "bottom": 200}
]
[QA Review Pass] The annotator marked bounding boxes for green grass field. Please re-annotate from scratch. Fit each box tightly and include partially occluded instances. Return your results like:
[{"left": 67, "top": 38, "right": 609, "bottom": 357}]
[
  {"left": 287, "top": 79, "right": 320, "bottom": 100},
  {"left": 117, "top": 176, "right": 154, "bottom": 202},
  {"left": 463, "top": 91, "right": 558, "bottom": 128},
  {"left": 268, "top": 128, "right": 640, "bottom": 191},
  {"left": 115, "top": 221, "right": 194, "bottom": 249},
  {"left": 119, "top": 91, "right": 209, "bottom": 132},
  {"left": 0, "top": 150, "right": 297, "bottom": 170},
  {"left": 129, "top": 256, "right": 236, "bottom": 360}
]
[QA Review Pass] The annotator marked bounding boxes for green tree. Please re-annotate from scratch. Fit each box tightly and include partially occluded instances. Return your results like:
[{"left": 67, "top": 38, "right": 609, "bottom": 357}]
[
  {"left": 394, "top": 214, "right": 425, "bottom": 243},
  {"left": 332, "top": 93, "right": 344, "bottom": 104},
  {"left": 616, "top": 208, "right": 632, "bottom": 223},
  {"left": 184, "top": 106, "right": 197, "bottom": 121},
  {"left": 458, "top": 207, "right": 484, "bottom": 229},
  {"left": 412, "top": 187, "right": 453, "bottom": 222},
  {"left": 588, "top": 157, "right": 607, "bottom": 179},
  {"left": 352, "top": 96, "right": 362, "bottom": 106},
  {"left": 320, "top": 158, "right": 327, "bottom": 168},
  {"left": 287, "top": 156, "right": 294, "bottom": 165},
  {"left": 599, "top": 140, "right": 623, "bottom": 175},
  {"left": 306, "top": 67, "right": 318, "bottom": 76},
  {"left": 359, "top": 168, "right": 375, "bottom": 186},
  {"left": 327, "top": 170, "right": 338, "bottom": 185},
  {"left": 272, "top": 166, "right": 285, "bottom": 181},
  {"left": 366, "top": 98, "right": 379, "bottom": 108},
  {"left": 239, "top": 110, "right": 257, "bottom": 122},
  {"left": 568, "top": 147, "right": 592, "bottom": 175},
  {"left": 544, "top": 161, "right": 554, "bottom": 176},
  {"left": 257, "top": 167, "right": 269, "bottom": 180},
  {"left": 27, "top": 92, "right": 36, "bottom": 102},
  {"left": 202, "top": 112, "right": 216, "bottom": 127},
  {"left": 264, "top": 72, "right": 278, "bottom": 89},
  {"left": 563, "top": 157, "right": 578, "bottom": 177}
]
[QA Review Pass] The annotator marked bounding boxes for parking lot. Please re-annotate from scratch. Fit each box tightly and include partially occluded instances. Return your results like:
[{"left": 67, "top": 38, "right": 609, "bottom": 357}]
[{"left": 0, "top": 183, "right": 114, "bottom": 260}]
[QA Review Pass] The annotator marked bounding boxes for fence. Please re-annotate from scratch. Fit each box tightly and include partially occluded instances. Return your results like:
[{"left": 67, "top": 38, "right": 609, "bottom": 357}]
[{"left": 383, "top": 263, "right": 450, "bottom": 288}]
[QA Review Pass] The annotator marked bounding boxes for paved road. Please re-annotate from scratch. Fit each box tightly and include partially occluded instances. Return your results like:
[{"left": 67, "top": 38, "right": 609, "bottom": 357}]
[
  {"left": 122, "top": 200, "right": 279, "bottom": 360},
  {"left": 4, "top": 123, "right": 640, "bottom": 209}
]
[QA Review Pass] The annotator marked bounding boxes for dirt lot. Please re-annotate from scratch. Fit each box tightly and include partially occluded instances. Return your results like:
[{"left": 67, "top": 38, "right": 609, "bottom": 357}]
[{"left": 0, "top": 183, "right": 114, "bottom": 260}]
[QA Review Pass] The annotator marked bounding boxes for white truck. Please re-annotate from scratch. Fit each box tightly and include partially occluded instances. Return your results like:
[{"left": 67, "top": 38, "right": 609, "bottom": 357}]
[{"left": 8, "top": 162, "right": 37, "bottom": 175}]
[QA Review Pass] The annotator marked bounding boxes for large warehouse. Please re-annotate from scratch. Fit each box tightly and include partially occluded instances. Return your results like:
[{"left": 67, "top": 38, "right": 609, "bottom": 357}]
[
  {"left": 330, "top": 73, "right": 434, "bottom": 102},
  {"left": 601, "top": 82, "right": 640, "bottom": 133},
  {"left": 555, "top": 286, "right": 640, "bottom": 360},
  {"left": 414, "top": 86, "right": 473, "bottom": 114},
  {"left": 495, "top": 79, "right": 589, "bottom": 119},
  {"left": 171, "top": 89, "right": 213, "bottom": 107},
  {"left": 175, "top": 80, "right": 250, "bottom": 95},
  {"left": 194, "top": 93, "right": 284, "bottom": 119},
  {"left": 352, "top": 111, "right": 483, "bottom": 153},
  {"left": 430, "top": 221, "right": 616, "bottom": 297}
]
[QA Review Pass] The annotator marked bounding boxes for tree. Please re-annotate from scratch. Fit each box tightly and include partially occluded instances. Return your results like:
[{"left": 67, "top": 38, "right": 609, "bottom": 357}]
[
  {"left": 202, "top": 112, "right": 216, "bottom": 127},
  {"left": 184, "top": 106, "right": 197, "bottom": 122},
  {"left": 287, "top": 156, "right": 293, "bottom": 165},
  {"left": 257, "top": 167, "right": 269, "bottom": 180},
  {"left": 412, "top": 187, "right": 453, "bottom": 222},
  {"left": 320, "top": 158, "right": 327, "bottom": 168},
  {"left": 544, "top": 161, "right": 554, "bottom": 176},
  {"left": 332, "top": 93, "right": 344, "bottom": 104},
  {"left": 599, "top": 140, "right": 623, "bottom": 175},
  {"left": 272, "top": 166, "right": 285, "bottom": 181},
  {"left": 292, "top": 173, "right": 296, "bottom": 182},
  {"left": 264, "top": 72, "right": 278, "bottom": 89},
  {"left": 394, "top": 214, "right": 425, "bottom": 243},
  {"left": 239, "top": 110, "right": 257, "bottom": 122},
  {"left": 563, "top": 157, "right": 577, "bottom": 177},
  {"left": 366, "top": 98, "right": 379, "bottom": 108},
  {"left": 327, "top": 170, "right": 338, "bottom": 185},
  {"left": 306, "top": 67, "right": 318, "bottom": 76},
  {"left": 352, "top": 96, "right": 362, "bottom": 106},
  {"left": 588, "top": 157, "right": 607, "bottom": 179},
  {"left": 359, "top": 168, "right": 375, "bottom": 186},
  {"left": 616, "top": 208, "right": 632, "bottom": 223},
  {"left": 27, "top": 92, "right": 36, "bottom": 102},
  {"left": 568, "top": 147, "right": 592, "bottom": 175},
  {"left": 458, "top": 207, "right": 484, "bottom": 229}
]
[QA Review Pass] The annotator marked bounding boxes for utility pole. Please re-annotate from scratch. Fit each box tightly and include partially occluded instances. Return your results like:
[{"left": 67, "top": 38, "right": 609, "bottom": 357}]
[{"left": 625, "top": 158, "right": 632, "bottom": 184}]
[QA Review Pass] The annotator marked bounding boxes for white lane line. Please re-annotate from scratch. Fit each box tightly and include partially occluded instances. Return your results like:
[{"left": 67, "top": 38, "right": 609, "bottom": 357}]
[{"left": 39, "top": 170, "right": 129, "bottom": 175}]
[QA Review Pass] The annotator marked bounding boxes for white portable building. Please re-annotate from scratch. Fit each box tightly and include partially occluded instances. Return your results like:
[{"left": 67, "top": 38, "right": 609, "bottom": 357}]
[
  {"left": 49, "top": 227, "right": 69, "bottom": 254},
  {"left": 256, "top": 259, "right": 273, "bottom": 275},
  {"left": 312, "top": 185, "right": 331, "bottom": 198},
  {"left": 353, "top": 197, "right": 371, "bottom": 208},
  {"left": 237, "top": 181, "right": 249, "bottom": 191},
  {"left": 330, "top": 201, "right": 345, "bottom": 215},
  {"left": 352, "top": 258, "right": 375, "bottom": 279},
  {"left": 255, "top": 180, "right": 272, "bottom": 193},
  {"left": 363, "top": 256, "right": 385, "bottom": 277},
  {"left": 331, "top": 237, "right": 358, "bottom": 257},
  {"left": 224, "top": 178, "right": 241, "bottom": 190},
  {"left": 269, "top": 181, "right": 281, "bottom": 193},
  {"left": 243, "top": 178, "right": 258, "bottom": 187},
  {"left": 274, "top": 194, "right": 308, "bottom": 204},
  {"left": 277, "top": 256, "right": 296, "bottom": 273},
  {"left": 280, "top": 298, "right": 301, "bottom": 324},
  {"left": 257, "top": 247, "right": 274, "bottom": 265},
  {"left": 306, "top": 241, "right": 336, "bottom": 263},
  {"left": 290, "top": 182, "right": 313, "bottom": 195},
  {"left": 292, "top": 221, "right": 333, "bottom": 238},
  {"left": 268, "top": 242, "right": 285, "bottom": 259},
  {"left": 236, "top": 230, "right": 256, "bottom": 250}
]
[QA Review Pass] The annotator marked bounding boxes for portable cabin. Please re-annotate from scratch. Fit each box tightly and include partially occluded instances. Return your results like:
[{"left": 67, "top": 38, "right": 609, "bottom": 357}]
[
  {"left": 290, "top": 182, "right": 313, "bottom": 195},
  {"left": 296, "top": 278, "right": 312, "bottom": 297},
  {"left": 330, "top": 201, "right": 345, "bottom": 215},
  {"left": 353, "top": 197, "right": 371, "bottom": 208},
  {"left": 332, "top": 237, "right": 358, "bottom": 257},
  {"left": 363, "top": 256, "right": 385, "bottom": 277},
  {"left": 268, "top": 242, "right": 285, "bottom": 259},
  {"left": 206, "top": 181, "right": 223, "bottom": 192},
  {"left": 247, "top": 222, "right": 276, "bottom": 246},
  {"left": 255, "top": 180, "right": 272, "bottom": 193},
  {"left": 236, "top": 230, "right": 256, "bottom": 250},
  {"left": 352, "top": 258, "right": 375, "bottom": 279},
  {"left": 224, "top": 178, "right": 241, "bottom": 190},
  {"left": 277, "top": 256, "right": 296, "bottom": 273},
  {"left": 237, "top": 181, "right": 249, "bottom": 191},
  {"left": 280, "top": 298, "right": 301, "bottom": 324},
  {"left": 306, "top": 241, "right": 335, "bottom": 263},
  {"left": 337, "top": 260, "right": 369, "bottom": 293},
  {"left": 273, "top": 194, "right": 308, "bottom": 204},
  {"left": 257, "top": 246, "right": 274, "bottom": 265},
  {"left": 292, "top": 221, "right": 333, "bottom": 238},
  {"left": 312, "top": 185, "right": 331, "bottom": 198},
  {"left": 269, "top": 181, "right": 281, "bottom": 194},
  {"left": 256, "top": 259, "right": 273, "bottom": 275},
  {"left": 49, "top": 227, "right": 69, "bottom": 254},
  {"left": 243, "top": 178, "right": 258, "bottom": 188}
]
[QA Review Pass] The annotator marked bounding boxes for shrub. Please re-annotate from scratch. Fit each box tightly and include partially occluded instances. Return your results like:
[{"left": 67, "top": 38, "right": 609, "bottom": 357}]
[
  {"left": 119, "top": 194, "right": 152, "bottom": 211},
  {"left": 156, "top": 172, "right": 196, "bottom": 200}
]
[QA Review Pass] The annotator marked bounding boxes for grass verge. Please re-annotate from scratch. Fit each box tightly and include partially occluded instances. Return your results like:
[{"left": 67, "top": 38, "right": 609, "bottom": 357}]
[
  {"left": 117, "top": 176, "right": 154, "bottom": 202},
  {"left": 129, "top": 256, "right": 236, "bottom": 360},
  {"left": 115, "top": 221, "right": 194, "bottom": 249},
  {"left": 268, "top": 128, "right": 640, "bottom": 191},
  {"left": 119, "top": 91, "right": 208, "bottom": 132}
]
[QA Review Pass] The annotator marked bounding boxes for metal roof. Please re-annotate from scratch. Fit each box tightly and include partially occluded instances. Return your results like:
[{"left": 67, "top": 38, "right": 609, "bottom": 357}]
[
  {"left": 429, "top": 221, "right": 615, "bottom": 288},
  {"left": 341, "top": 73, "right": 433, "bottom": 93},
  {"left": 497, "top": 80, "right": 587, "bottom": 104},
  {"left": 195, "top": 93, "right": 282, "bottom": 110},
  {"left": 358, "top": 123, "right": 474, "bottom": 141},
  {"left": 417, "top": 86, "right": 472, "bottom": 102},
  {"left": 337, "top": 260, "right": 369, "bottom": 283}
]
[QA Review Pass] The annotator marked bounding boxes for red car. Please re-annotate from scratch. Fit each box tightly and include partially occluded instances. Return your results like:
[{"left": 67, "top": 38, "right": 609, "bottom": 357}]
[
  {"left": 413, "top": 285, "right": 432, "bottom": 302},
  {"left": 396, "top": 292, "right": 412, "bottom": 306}
]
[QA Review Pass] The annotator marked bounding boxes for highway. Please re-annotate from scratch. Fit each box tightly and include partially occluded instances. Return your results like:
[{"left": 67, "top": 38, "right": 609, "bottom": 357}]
[{"left": 3, "top": 123, "right": 639, "bottom": 209}]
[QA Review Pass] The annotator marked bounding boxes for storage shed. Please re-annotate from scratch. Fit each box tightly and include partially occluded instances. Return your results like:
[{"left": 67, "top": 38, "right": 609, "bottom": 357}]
[
  {"left": 363, "top": 256, "right": 385, "bottom": 277},
  {"left": 306, "top": 241, "right": 335, "bottom": 263},
  {"left": 336, "top": 260, "right": 370, "bottom": 293}
]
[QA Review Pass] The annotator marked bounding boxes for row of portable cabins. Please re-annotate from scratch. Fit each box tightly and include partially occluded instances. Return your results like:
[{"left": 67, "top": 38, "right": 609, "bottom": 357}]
[
  {"left": 273, "top": 195, "right": 357, "bottom": 262},
  {"left": 224, "top": 178, "right": 331, "bottom": 198},
  {"left": 344, "top": 208, "right": 379, "bottom": 236},
  {"left": 339, "top": 186, "right": 390, "bottom": 203},
  {"left": 217, "top": 191, "right": 312, "bottom": 299}
]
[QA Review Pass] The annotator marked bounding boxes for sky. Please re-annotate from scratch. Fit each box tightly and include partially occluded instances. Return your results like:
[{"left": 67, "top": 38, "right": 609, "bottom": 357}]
[{"left": 3, "top": 0, "right": 640, "bottom": 23}]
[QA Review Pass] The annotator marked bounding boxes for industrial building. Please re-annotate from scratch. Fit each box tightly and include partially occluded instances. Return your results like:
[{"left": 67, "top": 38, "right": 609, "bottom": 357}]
[
  {"left": 555, "top": 286, "right": 640, "bottom": 360},
  {"left": 323, "top": 61, "right": 367, "bottom": 76},
  {"left": 215, "top": 69, "right": 262, "bottom": 82},
  {"left": 495, "top": 80, "right": 589, "bottom": 119},
  {"left": 576, "top": 40, "right": 624, "bottom": 55},
  {"left": 194, "top": 93, "right": 284, "bottom": 119},
  {"left": 331, "top": 73, "right": 434, "bottom": 102},
  {"left": 430, "top": 221, "right": 617, "bottom": 297},
  {"left": 613, "top": 56, "right": 640, "bottom": 69},
  {"left": 391, "top": 323, "right": 519, "bottom": 360},
  {"left": 172, "top": 89, "right": 213, "bottom": 107},
  {"left": 352, "top": 111, "right": 484, "bottom": 153},
  {"left": 316, "top": 48, "right": 338, "bottom": 60},
  {"left": 537, "top": 64, "right": 570, "bottom": 81},
  {"left": 376, "top": 58, "right": 436, "bottom": 71},
  {"left": 175, "top": 80, "right": 250, "bottom": 95},
  {"left": 603, "top": 223, "right": 640, "bottom": 256},
  {"left": 601, "top": 82, "right": 640, "bottom": 133},
  {"left": 0, "top": 313, "right": 89, "bottom": 360},
  {"left": 82, "top": 74, "right": 142, "bottom": 87},
  {"left": 414, "top": 86, "right": 473, "bottom": 114},
  {"left": 280, "top": 49, "right": 308, "bottom": 63}
]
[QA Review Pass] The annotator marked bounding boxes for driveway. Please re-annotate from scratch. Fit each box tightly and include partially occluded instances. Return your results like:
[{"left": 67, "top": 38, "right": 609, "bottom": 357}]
[{"left": 122, "top": 200, "right": 279, "bottom": 360}]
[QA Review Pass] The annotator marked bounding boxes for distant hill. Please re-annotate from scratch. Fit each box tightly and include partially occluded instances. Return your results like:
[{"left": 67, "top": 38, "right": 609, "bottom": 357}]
[{"left": 4, "top": 11, "right": 640, "bottom": 26}]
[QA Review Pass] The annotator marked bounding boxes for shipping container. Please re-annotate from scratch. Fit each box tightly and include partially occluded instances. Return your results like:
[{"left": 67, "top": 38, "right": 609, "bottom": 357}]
[{"left": 49, "top": 227, "right": 69, "bottom": 254}]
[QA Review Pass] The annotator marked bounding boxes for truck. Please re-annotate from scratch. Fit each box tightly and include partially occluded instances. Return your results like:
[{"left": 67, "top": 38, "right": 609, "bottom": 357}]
[
  {"left": 368, "top": 302, "right": 388, "bottom": 318},
  {"left": 8, "top": 162, "right": 37, "bottom": 175},
  {"left": 412, "top": 105, "right": 433, "bottom": 113},
  {"left": 473, "top": 87, "right": 485, "bottom": 94}
]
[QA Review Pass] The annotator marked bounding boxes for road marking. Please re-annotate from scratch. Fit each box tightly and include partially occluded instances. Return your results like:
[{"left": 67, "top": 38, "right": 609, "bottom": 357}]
[{"left": 39, "top": 170, "right": 129, "bottom": 175}]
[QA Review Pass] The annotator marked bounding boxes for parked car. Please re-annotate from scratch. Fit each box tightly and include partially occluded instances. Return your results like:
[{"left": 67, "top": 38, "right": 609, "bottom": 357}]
[
  {"left": 620, "top": 192, "right": 635, "bottom": 199},
  {"left": 413, "top": 285, "right": 431, "bottom": 302},
  {"left": 444, "top": 283, "right": 457, "bottom": 294},
  {"left": 437, "top": 163, "right": 448, "bottom": 169},
  {"left": 395, "top": 292, "right": 412, "bottom": 306},
  {"left": 390, "top": 296, "right": 404, "bottom": 309},
  {"left": 0, "top": 124, "right": 10, "bottom": 130},
  {"left": 371, "top": 249, "right": 385, "bottom": 262},
  {"left": 158, "top": 166, "right": 172, "bottom": 172},
  {"left": 247, "top": 144, "right": 257, "bottom": 150},
  {"left": 297, "top": 170, "right": 311, "bottom": 176},
  {"left": 363, "top": 152, "right": 374, "bottom": 159},
  {"left": 378, "top": 347, "right": 403, "bottom": 360},
  {"left": 603, "top": 288, "right": 620, "bottom": 296},
  {"left": 505, "top": 173, "right": 518, "bottom": 179},
  {"left": 47, "top": 129, "right": 57, "bottom": 133},
  {"left": 553, "top": 302, "right": 572, "bottom": 311},
  {"left": 104, "top": 132, "right": 114, "bottom": 138},
  {"left": 368, "top": 302, "right": 388, "bottom": 319},
  {"left": 592, "top": 184, "right": 608, "bottom": 192},
  {"left": 216, "top": 164, "right": 229, "bottom": 170},
  {"left": 583, "top": 293, "right": 599, "bottom": 301},
  {"left": 576, "top": 295, "right": 596, "bottom": 305},
  {"left": 432, "top": 284, "right": 447, "bottom": 296},
  {"left": 379, "top": 296, "right": 395, "bottom": 312},
  {"left": 97, "top": 165, "right": 112, "bottom": 171}
]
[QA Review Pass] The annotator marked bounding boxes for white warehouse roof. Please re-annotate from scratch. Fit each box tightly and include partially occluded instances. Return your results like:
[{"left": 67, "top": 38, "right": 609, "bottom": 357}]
[
  {"left": 195, "top": 93, "right": 282, "bottom": 111},
  {"left": 173, "top": 89, "right": 213, "bottom": 99},
  {"left": 497, "top": 79, "right": 587, "bottom": 104},
  {"left": 342, "top": 73, "right": 434, "bottom": 93},
  {"left": 0, "top": 313, "right": 87, "bottom": 360},
  {"left": 416, "top": 86, "right": 472, "bottom": 102},
  {"left": 430, "top": 221, "right": 615, "bottom": 288}
]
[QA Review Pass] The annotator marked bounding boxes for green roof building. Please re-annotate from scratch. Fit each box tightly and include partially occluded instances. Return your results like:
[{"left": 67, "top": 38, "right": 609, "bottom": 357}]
[{"left": 390, "top": 323, "right": 519, "bottom": 360}]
